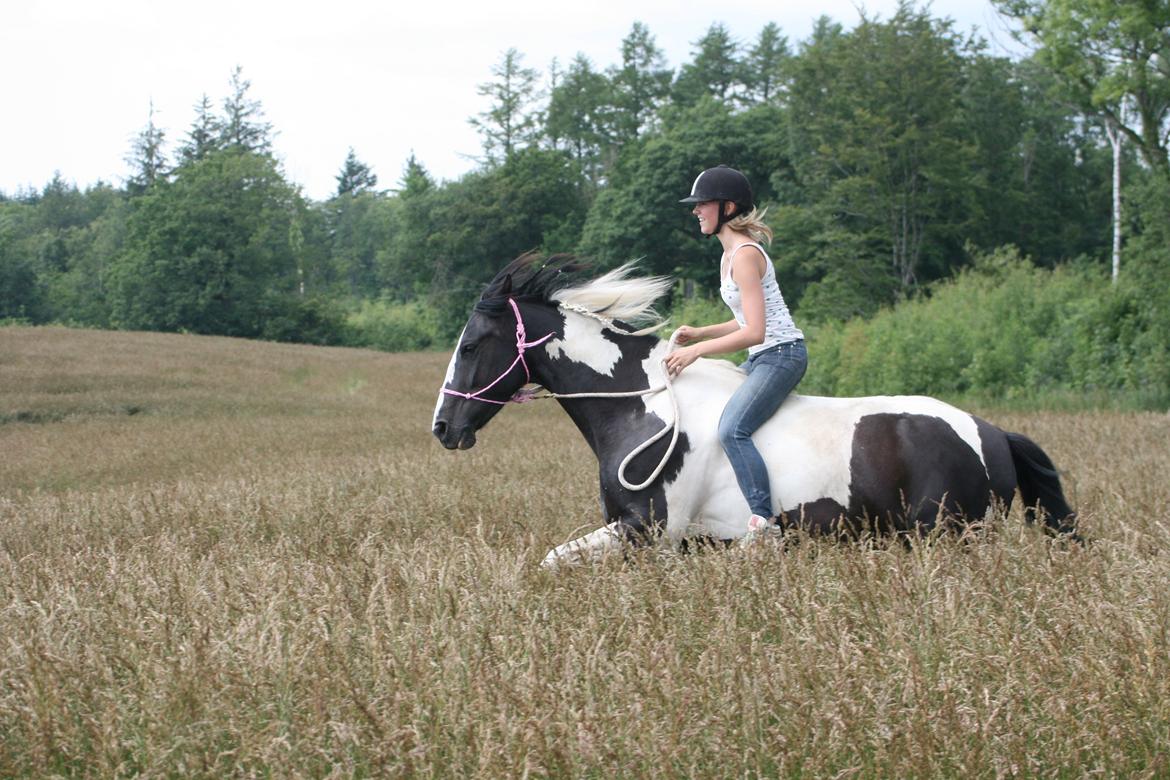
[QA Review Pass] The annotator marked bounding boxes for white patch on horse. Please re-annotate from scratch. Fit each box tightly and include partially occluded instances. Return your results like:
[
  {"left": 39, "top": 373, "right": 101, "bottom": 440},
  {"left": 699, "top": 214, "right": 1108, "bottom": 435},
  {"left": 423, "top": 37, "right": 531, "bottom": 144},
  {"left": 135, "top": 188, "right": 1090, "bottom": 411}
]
[
  {"left": 544, "top": 311, "right": 621, "bottom": 376},
  {"left": 432, "top": 327, "right": 465, "bottom": 429}
]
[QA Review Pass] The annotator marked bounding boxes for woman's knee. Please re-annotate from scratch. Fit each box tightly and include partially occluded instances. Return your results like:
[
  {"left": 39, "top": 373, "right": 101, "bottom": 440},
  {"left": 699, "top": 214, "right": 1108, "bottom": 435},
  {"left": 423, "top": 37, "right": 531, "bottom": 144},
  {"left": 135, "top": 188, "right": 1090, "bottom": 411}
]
[{"left": 717, "top": 413, "right": 744, "bottom": 451}]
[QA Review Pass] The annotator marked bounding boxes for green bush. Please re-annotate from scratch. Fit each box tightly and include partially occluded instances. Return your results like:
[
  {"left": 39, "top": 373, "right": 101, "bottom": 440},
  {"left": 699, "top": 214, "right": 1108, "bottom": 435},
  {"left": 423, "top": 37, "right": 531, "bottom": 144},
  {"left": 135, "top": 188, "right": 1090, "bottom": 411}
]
[
  {"left": 345, "top": 298, "right": 444, "bottom": 352},
  {"left": 258, "top": 293, "right": 350, "bottom": 346},
  {"left": 800, "top": 246, "right": 1169, "bottom": 408}
]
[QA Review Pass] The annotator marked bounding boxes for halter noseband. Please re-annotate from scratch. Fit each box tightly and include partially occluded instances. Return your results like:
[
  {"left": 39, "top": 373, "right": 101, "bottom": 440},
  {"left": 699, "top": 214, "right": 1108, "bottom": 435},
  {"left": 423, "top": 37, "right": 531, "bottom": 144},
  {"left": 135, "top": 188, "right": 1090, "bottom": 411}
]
[{"left": 441, "top": 298, "right": 554, "bottom": 406}]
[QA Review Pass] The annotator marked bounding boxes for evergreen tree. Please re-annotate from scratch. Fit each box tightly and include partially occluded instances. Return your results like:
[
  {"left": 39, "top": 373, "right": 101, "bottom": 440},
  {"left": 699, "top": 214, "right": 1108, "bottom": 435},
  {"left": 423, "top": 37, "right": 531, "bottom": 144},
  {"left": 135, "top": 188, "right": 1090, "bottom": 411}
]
[
  {"left": 607, "top": 22, "right": 673, "bottom": 144},
  {"left": 546, "top": 53, "right": 614, "bottom": 184},
  {"left": 218, "top": 66, "right": 274, "bottom": 154},
  {"left": 335, "top": 148, "right": 378, "bottom": 196},
  {"left": 376, "top": 154, "right": 436, "bottom": 300},
  {"left": 178, "top": 94, "right": 221, "bottom": 165},
  {"left": 125, "top": 101, "right": 167, "bottom": 196},
  {"left": 673, "top": 23, "right": 742, "bottom": 105},
  {"left": 469, "top": 48, "right": 542, "bottom": 166},
  {"left": 741, "top": 22, "right": 791, "bottom": 105},
  {"left": 398, "top": 152, "right": 433, "bottom": 197}
]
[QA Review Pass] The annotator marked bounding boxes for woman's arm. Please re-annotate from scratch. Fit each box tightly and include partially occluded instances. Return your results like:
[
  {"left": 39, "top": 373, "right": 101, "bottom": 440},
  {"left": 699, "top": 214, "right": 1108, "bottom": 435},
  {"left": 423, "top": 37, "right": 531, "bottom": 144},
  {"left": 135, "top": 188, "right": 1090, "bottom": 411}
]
[
  {"left": 666, "top": 247, "right": 767, "bottom": 376},
  {"left": 674, "top": 318, "right": 739, "bottom": 344}
]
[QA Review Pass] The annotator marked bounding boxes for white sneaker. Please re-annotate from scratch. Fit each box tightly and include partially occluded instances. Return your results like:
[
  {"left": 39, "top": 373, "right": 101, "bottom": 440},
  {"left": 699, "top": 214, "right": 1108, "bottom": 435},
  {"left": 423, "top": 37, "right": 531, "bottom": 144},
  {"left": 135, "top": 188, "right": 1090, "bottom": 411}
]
[{"left": 740, "top": 514, "right": 775, "bottom": 546}]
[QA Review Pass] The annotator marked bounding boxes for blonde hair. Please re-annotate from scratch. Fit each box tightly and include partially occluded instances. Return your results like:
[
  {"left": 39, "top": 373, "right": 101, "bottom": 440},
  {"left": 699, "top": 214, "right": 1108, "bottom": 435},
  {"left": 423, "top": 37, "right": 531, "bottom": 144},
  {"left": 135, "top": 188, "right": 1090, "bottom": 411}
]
[{"left": 726, "top": 206, "right": 773, "bottom": 245}]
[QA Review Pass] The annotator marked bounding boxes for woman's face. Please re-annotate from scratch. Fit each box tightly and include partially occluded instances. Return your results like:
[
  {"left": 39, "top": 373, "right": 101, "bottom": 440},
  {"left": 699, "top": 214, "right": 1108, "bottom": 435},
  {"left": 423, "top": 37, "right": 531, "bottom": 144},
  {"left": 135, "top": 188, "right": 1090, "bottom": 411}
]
[{"left": 692, "top": 200, "right": 720, "bottom": 235}]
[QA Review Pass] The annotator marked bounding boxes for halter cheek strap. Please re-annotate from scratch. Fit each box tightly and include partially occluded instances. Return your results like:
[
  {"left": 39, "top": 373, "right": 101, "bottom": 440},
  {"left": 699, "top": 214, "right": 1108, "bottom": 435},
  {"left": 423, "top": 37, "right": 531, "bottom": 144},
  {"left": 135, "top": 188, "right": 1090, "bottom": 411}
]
[{"left": 441, "top": 298, "right": 554, "bottom": 405}]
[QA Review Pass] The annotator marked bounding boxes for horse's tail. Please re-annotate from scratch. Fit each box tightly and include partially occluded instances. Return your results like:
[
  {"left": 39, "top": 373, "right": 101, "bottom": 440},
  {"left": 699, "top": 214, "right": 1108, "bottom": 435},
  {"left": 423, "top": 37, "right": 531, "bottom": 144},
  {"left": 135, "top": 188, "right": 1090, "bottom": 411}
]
[{"left": 1006, "top": 431, "right": 1080, "bottom": 540}]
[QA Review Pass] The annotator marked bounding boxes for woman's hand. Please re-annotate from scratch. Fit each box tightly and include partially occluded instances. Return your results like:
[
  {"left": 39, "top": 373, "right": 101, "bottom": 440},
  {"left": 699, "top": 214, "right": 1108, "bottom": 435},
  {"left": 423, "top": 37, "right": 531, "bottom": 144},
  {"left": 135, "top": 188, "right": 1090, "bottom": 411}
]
[
  {"left": 665, "top": 344, "right": 702, "bottom": 377},
  {"left": 673, "top": 324, "right": 702, "bottom": 345}
]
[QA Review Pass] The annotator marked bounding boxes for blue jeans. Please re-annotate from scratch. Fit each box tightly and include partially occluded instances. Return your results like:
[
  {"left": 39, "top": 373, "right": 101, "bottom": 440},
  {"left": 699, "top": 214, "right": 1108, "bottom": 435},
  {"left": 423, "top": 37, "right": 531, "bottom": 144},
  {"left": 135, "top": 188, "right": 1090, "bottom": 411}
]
[{"left": 717, "top": 340, "right": 808, "bottom": 518}]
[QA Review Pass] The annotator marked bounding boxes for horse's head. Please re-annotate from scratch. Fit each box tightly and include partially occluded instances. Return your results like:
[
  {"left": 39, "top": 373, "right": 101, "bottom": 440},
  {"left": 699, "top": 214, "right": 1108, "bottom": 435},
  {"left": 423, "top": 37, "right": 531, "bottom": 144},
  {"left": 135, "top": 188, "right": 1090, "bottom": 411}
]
[
  {"left": 432, "top": 255, "right": 578, "bottom": 450},
  {"left": 432, "top": 253, "right": 674, "bottom": 451},
  {"left": 431, "top": 307, "right": 535, "bottom": 449}
]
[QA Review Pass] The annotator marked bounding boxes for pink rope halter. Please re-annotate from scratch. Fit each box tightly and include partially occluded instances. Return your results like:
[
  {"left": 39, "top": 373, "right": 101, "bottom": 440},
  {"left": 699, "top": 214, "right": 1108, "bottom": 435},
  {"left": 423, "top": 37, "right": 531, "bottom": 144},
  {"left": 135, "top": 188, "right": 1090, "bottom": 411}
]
[{"left": 441, "top": 298, "right": 554, "bottom": 405}]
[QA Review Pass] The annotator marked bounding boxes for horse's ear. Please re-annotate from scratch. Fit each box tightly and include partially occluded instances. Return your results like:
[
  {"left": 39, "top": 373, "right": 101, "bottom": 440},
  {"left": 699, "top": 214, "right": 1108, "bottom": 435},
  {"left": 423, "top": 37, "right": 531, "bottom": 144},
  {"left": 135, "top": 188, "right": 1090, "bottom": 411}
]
[{"left": 500, "top": 274, "right": 513, "bottom": 296}]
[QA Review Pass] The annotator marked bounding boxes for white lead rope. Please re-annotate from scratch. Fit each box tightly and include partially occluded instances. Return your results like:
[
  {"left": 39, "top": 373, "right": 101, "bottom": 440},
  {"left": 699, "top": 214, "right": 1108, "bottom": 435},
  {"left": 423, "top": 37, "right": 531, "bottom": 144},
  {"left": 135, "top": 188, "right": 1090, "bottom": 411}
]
[{"left": 518, "top": 331, "right": 683, "bottom": 491}]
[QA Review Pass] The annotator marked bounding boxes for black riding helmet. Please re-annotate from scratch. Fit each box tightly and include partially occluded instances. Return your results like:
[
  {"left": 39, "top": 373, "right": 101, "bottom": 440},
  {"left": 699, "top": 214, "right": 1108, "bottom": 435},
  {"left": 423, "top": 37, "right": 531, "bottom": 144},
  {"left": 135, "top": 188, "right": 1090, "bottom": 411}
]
[{"left": 679, "top": 165, "right": 754, "bottom": 235}]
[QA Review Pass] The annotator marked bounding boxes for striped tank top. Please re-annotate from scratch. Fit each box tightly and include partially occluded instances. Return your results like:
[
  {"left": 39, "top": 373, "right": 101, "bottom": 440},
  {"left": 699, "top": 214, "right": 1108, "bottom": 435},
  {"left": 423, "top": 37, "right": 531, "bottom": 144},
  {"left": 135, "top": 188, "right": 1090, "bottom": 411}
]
[{"left": 719, "top": 242, "right": 803, "bottom": 355}]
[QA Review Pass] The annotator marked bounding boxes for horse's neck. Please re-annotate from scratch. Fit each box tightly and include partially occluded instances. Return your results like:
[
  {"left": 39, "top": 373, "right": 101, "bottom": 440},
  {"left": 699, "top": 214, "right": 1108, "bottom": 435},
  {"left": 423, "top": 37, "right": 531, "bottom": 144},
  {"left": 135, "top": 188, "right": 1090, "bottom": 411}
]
[{"left": 534, "top": 328, "right": 667, "bottom": 459}]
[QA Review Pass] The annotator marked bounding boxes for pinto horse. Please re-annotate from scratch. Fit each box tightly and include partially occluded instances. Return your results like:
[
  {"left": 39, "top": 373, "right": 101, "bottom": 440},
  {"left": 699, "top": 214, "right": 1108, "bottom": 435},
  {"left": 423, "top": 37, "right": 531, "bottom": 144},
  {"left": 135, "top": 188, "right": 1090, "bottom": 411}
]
[{"left": 431, "top": 255, "right": 1078, "bottom": 568}]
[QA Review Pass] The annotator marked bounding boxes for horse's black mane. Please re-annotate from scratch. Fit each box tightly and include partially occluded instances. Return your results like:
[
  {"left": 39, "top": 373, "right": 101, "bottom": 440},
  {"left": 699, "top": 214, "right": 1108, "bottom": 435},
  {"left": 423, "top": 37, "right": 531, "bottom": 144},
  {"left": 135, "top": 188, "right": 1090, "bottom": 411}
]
[{"left": 475, "top": 253, "right": 590, "bottom": 316}]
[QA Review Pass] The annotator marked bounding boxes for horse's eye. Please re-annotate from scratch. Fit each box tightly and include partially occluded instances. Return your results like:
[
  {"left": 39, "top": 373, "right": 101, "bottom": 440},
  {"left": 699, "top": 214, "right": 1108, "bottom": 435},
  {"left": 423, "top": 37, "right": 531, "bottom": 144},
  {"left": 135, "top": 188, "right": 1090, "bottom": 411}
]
[{"left": 460, "top": 341, "right": 478, "bottom": 356}]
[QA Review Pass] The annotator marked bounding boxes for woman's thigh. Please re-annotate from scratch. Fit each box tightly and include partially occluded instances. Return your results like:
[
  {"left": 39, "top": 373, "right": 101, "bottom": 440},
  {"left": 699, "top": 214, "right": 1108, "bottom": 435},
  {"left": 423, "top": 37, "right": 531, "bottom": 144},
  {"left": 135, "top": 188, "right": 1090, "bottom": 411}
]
[{"left": 720, "top": 343, "right": 807, "bottom": 437}]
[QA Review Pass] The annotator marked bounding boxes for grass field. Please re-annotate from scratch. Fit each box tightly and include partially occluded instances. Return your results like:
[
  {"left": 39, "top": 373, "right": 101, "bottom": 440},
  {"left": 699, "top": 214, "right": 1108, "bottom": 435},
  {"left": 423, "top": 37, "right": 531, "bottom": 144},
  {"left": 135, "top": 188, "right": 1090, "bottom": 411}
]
[{"left": 2, "top": 326, "right": 1169, "bottom": 778}]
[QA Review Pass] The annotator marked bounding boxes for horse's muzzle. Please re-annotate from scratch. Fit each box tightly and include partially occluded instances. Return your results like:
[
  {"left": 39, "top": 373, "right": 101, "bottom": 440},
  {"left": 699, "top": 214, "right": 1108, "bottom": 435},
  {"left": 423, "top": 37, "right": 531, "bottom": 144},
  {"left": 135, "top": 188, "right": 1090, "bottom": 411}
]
[{"left": 433, "top": 420, "right": 477, "bottom": 451}]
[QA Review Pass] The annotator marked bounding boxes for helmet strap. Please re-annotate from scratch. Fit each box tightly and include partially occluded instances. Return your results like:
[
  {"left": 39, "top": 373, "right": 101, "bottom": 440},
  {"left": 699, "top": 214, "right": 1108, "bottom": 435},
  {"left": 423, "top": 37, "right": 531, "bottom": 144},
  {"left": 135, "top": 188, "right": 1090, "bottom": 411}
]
[{"left": 712, "top": 200, "right": 736, "bottom": 237}]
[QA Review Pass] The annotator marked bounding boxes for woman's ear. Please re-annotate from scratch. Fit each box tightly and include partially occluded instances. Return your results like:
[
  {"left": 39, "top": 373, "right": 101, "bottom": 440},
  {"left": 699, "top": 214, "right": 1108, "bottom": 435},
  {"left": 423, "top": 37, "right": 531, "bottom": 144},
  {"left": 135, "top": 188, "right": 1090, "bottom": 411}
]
[{"left": 724, "top": 201, "right": 738, "bottom": 218}]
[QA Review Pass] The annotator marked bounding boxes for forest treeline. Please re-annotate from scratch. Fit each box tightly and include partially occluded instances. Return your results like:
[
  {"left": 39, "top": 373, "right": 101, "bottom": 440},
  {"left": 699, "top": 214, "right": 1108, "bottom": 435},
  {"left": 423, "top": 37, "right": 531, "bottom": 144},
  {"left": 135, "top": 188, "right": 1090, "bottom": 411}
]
[{"left": 2, "top": 2, "right": 1167, "bottom": 404}]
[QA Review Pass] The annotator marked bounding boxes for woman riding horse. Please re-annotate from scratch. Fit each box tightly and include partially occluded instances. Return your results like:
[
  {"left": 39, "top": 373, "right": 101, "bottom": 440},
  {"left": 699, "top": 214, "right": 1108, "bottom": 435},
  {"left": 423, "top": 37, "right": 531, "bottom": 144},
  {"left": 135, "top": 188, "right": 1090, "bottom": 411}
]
[
  {"left": 669, "top": 165, "right": 808, "bottom": 540},
  {"left": 432, "top": 255, "right": 1078, "bottom": 568}
]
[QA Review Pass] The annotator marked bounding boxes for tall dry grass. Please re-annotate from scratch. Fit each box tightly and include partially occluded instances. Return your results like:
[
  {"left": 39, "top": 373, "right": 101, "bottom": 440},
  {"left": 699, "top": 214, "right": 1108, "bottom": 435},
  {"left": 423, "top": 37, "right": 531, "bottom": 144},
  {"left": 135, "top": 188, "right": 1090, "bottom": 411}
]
[{"left": 2, "top": 326, "right": 1169, "bottom": 777}]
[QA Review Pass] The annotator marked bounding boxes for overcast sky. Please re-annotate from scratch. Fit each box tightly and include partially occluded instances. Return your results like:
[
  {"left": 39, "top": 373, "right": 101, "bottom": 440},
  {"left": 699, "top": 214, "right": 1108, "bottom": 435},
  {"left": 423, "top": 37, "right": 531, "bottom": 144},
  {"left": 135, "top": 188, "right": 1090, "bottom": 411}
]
[{"left": 3, "top": 0, "right": 1024, "bottom": 202}]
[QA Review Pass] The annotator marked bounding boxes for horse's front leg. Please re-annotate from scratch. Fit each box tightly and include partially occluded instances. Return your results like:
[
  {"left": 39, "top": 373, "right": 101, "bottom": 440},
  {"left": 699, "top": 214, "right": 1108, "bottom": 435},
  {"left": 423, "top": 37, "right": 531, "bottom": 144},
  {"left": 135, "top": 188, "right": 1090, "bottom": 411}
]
[
  {"left": 541, "top": 474, "right": 669, "bottom": 569},
  {"left": 541, "top": 522, "right": 625, "bottom": 569}
]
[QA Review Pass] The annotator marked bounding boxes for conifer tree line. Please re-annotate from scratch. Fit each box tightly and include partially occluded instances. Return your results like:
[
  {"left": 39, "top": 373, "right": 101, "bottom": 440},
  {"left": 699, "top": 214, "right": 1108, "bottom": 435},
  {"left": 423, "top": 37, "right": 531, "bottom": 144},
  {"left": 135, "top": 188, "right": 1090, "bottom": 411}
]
[{"left": 1, "top": 3, "right": 1167, "bottom": 385}]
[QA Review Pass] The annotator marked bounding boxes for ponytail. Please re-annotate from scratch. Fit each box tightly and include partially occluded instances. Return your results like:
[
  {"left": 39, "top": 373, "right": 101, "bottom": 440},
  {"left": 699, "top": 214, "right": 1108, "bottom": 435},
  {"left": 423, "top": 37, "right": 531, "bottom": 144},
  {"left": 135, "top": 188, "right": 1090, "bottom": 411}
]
[{"left": 726, "top": 206, "right": 773, "bottom": 245}]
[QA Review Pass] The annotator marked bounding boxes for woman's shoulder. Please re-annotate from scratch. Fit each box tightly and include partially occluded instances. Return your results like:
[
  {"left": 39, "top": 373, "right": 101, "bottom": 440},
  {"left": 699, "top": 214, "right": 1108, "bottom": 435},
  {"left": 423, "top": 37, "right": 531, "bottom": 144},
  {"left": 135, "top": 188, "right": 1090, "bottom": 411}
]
[
  {"left": 728, "top": 240, "right": 766, "bottom": 260},
  {"left": 728, "top": 242, "right": 767, "bottom": 275}
]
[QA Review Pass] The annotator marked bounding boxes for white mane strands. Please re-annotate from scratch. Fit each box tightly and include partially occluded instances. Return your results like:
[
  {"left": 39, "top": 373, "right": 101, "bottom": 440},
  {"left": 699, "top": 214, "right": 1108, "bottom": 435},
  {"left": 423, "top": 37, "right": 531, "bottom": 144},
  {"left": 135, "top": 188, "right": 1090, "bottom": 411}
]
[{"left": 551, "top": 262, "right": 673, "bottom": 336}]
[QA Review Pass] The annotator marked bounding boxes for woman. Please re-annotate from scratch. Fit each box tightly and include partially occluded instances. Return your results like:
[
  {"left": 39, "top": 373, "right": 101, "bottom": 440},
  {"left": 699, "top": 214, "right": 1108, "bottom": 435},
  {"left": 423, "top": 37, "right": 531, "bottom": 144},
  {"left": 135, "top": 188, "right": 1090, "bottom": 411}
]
[{"left": 665, "top": 165, "right": 807, "bottom": 535}]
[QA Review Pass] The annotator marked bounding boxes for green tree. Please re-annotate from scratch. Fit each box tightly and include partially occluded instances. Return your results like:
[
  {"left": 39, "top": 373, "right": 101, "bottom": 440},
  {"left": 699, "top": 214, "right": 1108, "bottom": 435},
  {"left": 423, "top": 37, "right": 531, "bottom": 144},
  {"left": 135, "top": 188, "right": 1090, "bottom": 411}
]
[
  {"left": 218, "top": 66, "right": 274, "bottom": 155},
  {"left": 109, "top": 149, "right": 302, "bottom": 336},
  {"left": 335, "top": 147, "right": 379, "bottom": 196},
  {"left": 0, "top": 201, "right": 44, "bottom": 321},
  {"left": 960, "top": 55, "right": 1112, "bottom": 265},
  {"left": 394, "top": 148, "right": 587, "bottom": 336},
  {"left": 326, "top": 189, "right": 394, "bottom": 297},
  {"left": 125, "top": 101, "right": 168, "bottom": 196},
  {"left": 377, "top": 154, "right": 435, "bottom": 299},
  {"left": 994, "top": 0, "right": 1170, "bottom": 180},
  {"left": 673, "top": 23, "right": 742, "bottom": 106},
  {"left": 741, "top": 22, "right": 791, "bottom": 105},
  {"left": 546, "top": 53, "right": 614, "bottom": 184},
  {"left": 607, "top": 22, "right": 673, "bottom": 144},
  {"left": 781, "top": 5, "right": 980, "bottom": 313},
  {"left": 42, "top": 184, "right": 124, "bottom": 326},
  {"left": 178, "top": 94, "right": 221, "bottom": 164},
  {"left": 578, "top": 98, "right": 786, "bottom": 280},
  {"left": 470, "top": 48, "right": 542, "bottom": 166},
  {"left": 994, "top": 0, "right": 1170, "bottom": 284}
]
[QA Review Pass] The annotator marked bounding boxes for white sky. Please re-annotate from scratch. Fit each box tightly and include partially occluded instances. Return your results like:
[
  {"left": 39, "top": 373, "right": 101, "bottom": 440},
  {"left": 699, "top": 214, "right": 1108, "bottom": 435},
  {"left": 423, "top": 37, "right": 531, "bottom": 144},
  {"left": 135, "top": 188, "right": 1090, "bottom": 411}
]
[{"left": 2, "top": 0, "right": 1024, "bottom": 202}]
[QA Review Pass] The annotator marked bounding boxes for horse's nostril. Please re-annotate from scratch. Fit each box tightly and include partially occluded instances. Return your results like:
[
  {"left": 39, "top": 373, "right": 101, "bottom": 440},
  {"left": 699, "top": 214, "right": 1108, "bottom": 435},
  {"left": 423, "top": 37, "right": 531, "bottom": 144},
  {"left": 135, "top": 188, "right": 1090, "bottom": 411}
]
[{"left": 433, "top": 420, "right": 448, "bottom": 438}]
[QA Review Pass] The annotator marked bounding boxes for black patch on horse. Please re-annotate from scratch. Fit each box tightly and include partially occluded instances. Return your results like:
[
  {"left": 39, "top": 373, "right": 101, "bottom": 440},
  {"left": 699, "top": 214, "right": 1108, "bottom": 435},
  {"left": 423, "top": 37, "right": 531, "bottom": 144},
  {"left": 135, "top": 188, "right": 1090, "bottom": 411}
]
[{"left": 847, "top": 412, "right": 993, "bottom": 534}]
